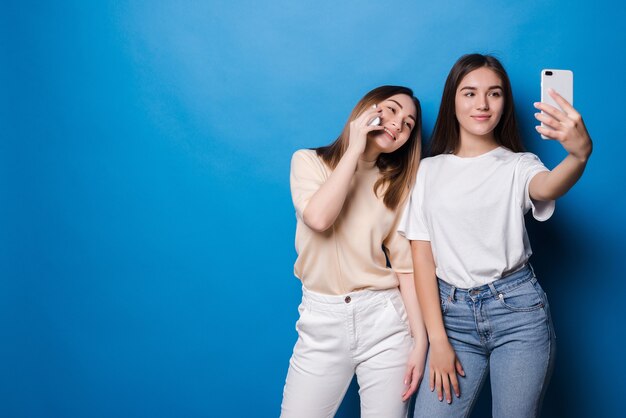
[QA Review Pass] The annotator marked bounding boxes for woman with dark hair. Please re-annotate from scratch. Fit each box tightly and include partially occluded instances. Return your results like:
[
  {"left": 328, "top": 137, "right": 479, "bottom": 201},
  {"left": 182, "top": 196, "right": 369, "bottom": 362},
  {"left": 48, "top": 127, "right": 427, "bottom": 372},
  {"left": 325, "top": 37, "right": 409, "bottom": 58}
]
[
  {"left": 281, "top": 86, "right": 428, "bottom": 417},
  {"left": 399, "top": 54, "right": 592, "bottom": 417}
]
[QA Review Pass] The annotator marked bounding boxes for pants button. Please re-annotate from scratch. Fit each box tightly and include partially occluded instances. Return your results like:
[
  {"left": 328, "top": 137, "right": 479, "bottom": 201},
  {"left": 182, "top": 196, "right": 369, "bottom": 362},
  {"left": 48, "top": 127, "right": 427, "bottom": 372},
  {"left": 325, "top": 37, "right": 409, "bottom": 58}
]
[{"left": 344, "top": 296, "right": 351, "bottom": 303}]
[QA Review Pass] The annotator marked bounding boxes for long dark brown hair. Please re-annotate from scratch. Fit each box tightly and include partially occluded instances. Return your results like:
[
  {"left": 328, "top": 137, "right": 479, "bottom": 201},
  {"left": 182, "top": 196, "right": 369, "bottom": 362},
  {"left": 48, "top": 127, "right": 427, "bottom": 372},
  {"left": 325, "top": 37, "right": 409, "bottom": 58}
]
[
  {"left": 429, "top": 54, "right": 524, "bottom": 156},
  {"left": 315, "top": 86, "right": 422, "bottom": 210}
]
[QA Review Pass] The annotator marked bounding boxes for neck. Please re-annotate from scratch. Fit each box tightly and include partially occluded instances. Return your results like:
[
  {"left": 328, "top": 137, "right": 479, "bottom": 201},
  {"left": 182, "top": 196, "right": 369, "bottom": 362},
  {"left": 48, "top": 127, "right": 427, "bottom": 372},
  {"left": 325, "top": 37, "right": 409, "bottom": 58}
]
[
  {"left": 361, "top": 144, "right": 380, "bottom": 163},
  {"left": 455, "top": 133, "right": 498, "bottom": 157}
]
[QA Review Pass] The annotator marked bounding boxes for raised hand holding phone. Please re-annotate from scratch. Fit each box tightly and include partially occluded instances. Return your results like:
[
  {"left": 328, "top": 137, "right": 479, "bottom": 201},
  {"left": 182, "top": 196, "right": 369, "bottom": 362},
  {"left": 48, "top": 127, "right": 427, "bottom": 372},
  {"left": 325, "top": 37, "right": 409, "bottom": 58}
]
[{"left": 347, "top": 104, "right": 383, "bottom": 156}]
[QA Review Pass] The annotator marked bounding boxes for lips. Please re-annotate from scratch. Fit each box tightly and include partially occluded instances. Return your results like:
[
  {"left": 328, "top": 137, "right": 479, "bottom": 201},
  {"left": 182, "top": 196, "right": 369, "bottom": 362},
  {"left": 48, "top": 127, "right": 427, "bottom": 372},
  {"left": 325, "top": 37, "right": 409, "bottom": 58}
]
[
  {"left": 471, "top": 115, "right": 491, "bottom": 121},
  {"left": 383, "top": 127, "right": 396, "bottom": 141}
]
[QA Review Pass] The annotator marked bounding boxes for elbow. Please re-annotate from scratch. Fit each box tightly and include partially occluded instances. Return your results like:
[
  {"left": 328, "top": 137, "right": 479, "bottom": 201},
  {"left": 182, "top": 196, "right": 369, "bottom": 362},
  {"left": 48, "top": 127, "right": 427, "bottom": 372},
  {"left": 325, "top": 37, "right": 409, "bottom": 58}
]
[
  {"left": 302, "top": 210, "right": 333, "bottom": 232},
  {"left": 531, "top": 191, "right": 556, "bottom": 202}
]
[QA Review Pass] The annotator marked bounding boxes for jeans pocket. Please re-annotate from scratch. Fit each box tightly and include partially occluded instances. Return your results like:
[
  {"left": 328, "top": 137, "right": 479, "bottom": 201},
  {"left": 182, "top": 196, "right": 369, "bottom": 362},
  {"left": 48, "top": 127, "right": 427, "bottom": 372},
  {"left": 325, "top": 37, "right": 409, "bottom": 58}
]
[
  {"left": 295, "top": 302, "right": 310, "bottom": 333},
  {"left": 440, "top": 296, "right": 449, "bottom": 315},
  {"left": 497, "top": 280, "right": 544, "bottom": 312},
  {"left": 386, "top": 293, "right": 410, "bottom": 333},
  {"left": 531, "top": 280, "right": 557, "bottom": 339}
]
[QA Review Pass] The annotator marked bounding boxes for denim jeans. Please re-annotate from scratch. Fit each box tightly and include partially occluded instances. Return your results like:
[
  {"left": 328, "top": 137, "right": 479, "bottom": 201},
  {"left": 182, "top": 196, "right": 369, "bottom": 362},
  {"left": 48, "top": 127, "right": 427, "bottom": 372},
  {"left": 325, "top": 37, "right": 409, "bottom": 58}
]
[{"left": 414, "top": 265, "right": 556, "bottom": 418}]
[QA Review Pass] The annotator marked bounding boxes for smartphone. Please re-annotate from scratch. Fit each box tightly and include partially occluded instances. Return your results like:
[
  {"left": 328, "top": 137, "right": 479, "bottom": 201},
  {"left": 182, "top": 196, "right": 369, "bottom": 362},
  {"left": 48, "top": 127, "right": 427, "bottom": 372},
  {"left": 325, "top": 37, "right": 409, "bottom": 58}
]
[
  {"left": 368, "top": 104, "right": 380, "bottom": 126},
  {"left": 540, "top": 69, "right": 573, "bottom": 138}
]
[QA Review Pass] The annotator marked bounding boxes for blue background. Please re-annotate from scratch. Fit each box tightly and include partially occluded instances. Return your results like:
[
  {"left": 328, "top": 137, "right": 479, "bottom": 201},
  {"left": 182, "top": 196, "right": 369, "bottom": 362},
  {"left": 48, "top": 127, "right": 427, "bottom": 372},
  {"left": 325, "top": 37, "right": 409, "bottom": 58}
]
[{"left": 2, "top": 1, "right": 625, "bottom": 417}]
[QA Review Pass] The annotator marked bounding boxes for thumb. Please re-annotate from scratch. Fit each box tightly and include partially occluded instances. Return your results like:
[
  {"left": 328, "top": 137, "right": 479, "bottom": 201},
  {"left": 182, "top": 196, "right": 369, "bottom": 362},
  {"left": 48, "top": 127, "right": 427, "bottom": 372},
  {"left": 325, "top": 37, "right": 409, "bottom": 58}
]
[{"left": 455, "top": 359, "right": 465, "bottom": 377}]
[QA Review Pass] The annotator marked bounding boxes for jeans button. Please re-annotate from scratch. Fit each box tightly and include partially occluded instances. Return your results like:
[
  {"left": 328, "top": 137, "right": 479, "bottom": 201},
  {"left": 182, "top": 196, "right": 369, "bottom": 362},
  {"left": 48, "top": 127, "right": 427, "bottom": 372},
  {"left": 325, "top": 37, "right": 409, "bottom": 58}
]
[{"left": 345, "top": 296, "right": 351, "bottom": 303}]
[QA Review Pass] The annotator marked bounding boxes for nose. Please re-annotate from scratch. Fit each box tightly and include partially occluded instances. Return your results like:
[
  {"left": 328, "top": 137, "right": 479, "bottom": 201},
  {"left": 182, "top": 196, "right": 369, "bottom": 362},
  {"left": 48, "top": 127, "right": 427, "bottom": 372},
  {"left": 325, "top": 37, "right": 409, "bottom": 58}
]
[
  {"left": 477, "top": 95, "right": 489, "bottom": 110},
  {"left": 391, "top": 116, "right": 403, "bottom": 132}
]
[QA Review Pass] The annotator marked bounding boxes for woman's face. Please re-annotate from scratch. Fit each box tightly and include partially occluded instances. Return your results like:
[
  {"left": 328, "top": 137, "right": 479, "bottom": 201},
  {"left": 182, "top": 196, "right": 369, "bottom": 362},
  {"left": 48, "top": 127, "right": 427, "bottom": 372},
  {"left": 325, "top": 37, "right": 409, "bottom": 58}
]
[
  {"left": 369, "top": 93, "right": 417, "bottom": 153},
  {"left": 454, "top": 67, "right": 504, "bottom": 141}
]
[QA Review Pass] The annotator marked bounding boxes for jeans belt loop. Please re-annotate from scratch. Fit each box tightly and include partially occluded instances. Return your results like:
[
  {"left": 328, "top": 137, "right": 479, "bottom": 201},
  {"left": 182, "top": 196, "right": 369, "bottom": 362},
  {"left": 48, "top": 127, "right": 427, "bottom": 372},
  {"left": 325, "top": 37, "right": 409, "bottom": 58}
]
[{"left": 488, "top": 282, "right": 500, "bottom": 299}]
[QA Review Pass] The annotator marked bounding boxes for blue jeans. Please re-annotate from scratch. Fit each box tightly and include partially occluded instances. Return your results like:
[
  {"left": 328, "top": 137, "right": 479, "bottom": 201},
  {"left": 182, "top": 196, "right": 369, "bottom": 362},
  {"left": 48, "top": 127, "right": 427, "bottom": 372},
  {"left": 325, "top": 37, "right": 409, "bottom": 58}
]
[{"left": 414, "top": 265, "right": 556, "bottom": 418}]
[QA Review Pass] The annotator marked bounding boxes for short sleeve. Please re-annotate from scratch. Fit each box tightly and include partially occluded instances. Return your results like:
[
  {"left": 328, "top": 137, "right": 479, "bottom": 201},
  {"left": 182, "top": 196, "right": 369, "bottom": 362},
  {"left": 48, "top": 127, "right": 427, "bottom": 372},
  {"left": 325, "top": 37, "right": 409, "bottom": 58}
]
[
  {"left": 516, "top": 153, "right": 555, "bottom": 221},
  {"left": 290, "top": 150, "right": 327, "bottom": 219},
  {"left": 397, "top": 164, "right": 430, "bottom": 241},
  {"left": 384, "top": 202, "right": 413, "bottom": 273}
]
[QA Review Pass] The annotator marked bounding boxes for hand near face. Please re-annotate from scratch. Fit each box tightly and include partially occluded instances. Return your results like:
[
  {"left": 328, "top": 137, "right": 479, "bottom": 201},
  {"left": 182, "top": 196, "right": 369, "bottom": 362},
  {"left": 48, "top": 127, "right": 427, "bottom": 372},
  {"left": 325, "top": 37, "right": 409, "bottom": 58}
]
[{"left": 346, "top": 105, "right": 384, "bottom": 156}]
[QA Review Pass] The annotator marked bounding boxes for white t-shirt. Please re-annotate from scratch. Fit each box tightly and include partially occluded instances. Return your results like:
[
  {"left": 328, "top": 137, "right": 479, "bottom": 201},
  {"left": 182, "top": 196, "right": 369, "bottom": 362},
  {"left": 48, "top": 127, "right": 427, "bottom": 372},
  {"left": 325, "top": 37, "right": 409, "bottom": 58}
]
[{"left": 398, "top": 146, "right": 554, "bottom": 288}]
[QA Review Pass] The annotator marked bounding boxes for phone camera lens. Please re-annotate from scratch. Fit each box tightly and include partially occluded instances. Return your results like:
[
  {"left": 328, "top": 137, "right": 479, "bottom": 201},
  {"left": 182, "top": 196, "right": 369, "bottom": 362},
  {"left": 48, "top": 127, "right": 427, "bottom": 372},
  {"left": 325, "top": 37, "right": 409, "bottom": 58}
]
[{"left": 545, "top": 71, "right": 553, "bottom": 76}]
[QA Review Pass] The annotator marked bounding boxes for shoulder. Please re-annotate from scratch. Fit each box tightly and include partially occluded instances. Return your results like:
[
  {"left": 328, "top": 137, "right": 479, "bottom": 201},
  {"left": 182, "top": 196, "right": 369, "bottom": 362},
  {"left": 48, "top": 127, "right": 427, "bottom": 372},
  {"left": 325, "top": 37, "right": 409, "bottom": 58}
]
[
  {"left": 418, "top": 154, "right": 450, "bottom": 170},
  {"left": 292, "top": 148, "right": 318, "bottom": 162},
  {"left": 291, "top": 148, "right": 321, "bottom": 168},
  {"left": 495, "top": 147, "right": 542, "bottom": 163},
  {"left": 291, "top": 148, "right": 329, "bottom": 179}
]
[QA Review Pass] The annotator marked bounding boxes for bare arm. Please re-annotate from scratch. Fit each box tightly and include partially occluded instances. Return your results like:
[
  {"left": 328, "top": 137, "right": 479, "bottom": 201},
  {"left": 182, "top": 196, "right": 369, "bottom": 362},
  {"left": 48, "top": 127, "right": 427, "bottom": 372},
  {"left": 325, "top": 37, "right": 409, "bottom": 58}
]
[
  {"left": 530, "top": 89, "right": 593, "bottom": 201},
  {"left": 411, "top": 240, "right": 464, "bottom": 404},
  {"left": 397, "top": 272, "right": 428, "bottom": 401},
  {"left": 302, "top": 107, "right": 383, "bottom": 232}
]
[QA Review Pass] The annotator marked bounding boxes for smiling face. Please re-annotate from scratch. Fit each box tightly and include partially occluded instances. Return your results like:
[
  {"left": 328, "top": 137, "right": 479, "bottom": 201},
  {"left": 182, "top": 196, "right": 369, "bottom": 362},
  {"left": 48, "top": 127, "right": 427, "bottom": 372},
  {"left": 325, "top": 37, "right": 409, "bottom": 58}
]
[
  {"left": 454, "top": 66, "right": 504, "bottom": 143},
  {"left": 369, "top": 93, "right": 417, "bottom": 154}
]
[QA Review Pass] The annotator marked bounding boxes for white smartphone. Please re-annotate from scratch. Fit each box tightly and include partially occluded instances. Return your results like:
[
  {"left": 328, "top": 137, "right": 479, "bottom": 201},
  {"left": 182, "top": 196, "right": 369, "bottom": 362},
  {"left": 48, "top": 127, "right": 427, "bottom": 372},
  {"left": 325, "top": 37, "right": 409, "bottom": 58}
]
[
  {"left": 368, "top": 104, "right": 380, "bottom": 126},
  {"left": 540, "top": 69, "right": 573, "bottom": 138}
]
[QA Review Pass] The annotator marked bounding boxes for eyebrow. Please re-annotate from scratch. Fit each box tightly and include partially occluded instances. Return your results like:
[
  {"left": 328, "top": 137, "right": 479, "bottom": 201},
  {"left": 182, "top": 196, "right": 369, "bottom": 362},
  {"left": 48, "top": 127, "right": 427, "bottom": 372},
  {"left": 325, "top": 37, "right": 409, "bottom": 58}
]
[
  {"left": 459, "top": 85, "right": 503, "bottom": 91},
  {"left": 388, "top": 99, "right": 416, "bottom": 122}
]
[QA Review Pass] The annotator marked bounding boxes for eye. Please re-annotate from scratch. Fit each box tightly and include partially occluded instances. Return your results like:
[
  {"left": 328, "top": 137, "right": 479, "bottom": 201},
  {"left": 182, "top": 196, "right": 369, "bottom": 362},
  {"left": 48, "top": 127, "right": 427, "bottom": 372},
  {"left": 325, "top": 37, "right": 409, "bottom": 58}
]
[
  {"left": 387, "top": 106, "right": 396, "bottom": 114},
  {"left": 464, "top": 92, "right": 475, "bottom": 97},
  {"left": 489, "top": 91, "right": 502, "bottom": 97},
  {"left": 404, "top": 122, "right": 413, "bottom": 129}
]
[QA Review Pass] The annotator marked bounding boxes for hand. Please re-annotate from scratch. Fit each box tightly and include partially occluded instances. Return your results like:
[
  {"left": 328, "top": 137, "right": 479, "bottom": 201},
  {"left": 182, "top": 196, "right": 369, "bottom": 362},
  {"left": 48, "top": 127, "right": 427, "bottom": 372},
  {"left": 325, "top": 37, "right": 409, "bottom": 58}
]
[
  {"left": 346, "top": 105, "right": 384, "bottom": 156},
  {"left": 534, "top": 89, "right": 593, "bottom": 163},
  {"left": 428, "top": 340, "right": 465, "bottom": 404},
  {"left": 402, "top": 339, "right": 427, "bottom": 401}
]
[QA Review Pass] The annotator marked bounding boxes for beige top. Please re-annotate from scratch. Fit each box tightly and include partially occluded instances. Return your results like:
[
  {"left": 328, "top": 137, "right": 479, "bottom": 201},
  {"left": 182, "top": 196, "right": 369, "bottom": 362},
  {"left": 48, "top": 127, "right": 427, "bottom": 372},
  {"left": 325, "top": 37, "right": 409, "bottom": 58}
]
[{"left": 290, "top": 149, "right": 413, "bottom": 295}]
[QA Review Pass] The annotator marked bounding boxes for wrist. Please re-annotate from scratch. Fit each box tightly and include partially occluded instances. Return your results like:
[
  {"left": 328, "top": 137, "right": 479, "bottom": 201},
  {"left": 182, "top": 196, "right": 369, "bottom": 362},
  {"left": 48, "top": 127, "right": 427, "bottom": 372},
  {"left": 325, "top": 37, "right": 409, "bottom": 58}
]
[
  {"left": 344, "top": 145, "right": 363, "bottom": 158},
  {"left": 428, "top": 333, "right": 450, "bottom": 346}
]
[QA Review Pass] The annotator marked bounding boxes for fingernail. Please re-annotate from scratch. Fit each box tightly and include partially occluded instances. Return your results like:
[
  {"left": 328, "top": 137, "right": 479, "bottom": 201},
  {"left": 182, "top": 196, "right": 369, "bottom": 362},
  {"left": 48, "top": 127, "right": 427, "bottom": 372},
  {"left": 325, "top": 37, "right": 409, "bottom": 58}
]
[{"left": 447, "top": 399, "right": 451, "bottom": 404}]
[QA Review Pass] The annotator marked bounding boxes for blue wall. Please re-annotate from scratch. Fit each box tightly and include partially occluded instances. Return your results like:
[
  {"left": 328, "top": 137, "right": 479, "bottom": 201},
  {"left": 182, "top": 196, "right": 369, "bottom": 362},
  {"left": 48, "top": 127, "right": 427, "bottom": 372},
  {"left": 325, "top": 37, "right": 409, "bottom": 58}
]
[{"left": 2, "top": 1, "right": 624, "bottom": 417}]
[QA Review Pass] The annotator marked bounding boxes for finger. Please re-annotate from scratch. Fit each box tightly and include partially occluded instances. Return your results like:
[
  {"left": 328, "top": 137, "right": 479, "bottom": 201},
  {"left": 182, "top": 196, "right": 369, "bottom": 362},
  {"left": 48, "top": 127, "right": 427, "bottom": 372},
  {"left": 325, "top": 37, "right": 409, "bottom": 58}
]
[
  {"left": 533, "top": 101, "right": 567, "bottom": 123},
  {"left": 442, "top": 373, "right": 452, "bottom": 404},
  {"left": 401, "top": 379, "right": 415, "bottom": 401},
  {"left": 402, "top": 367, "right": 421, "bottom": 401},
  {"left": 548, "top": 88, "right": 579, "bottom": 117},
  {"left": 455, "top": 359, "right": 465, "bottom": 377},
  {"left": 535, "top": 125, "right": 562, "bottom": 140},
  {"left": 450, "top": 371, "right": 460, "bottom": 399},
  {"left": 403, "top": 366, "right": 413, "bottom": 387},
  {"left": 429, "top": 368, "right": 435, "bottom": 391},
  {"left": 361, "top": 106, "right": 382, "bottom": 123},
  {"left": 435, "top": 372, "right": 443, "bottom": 401},
  {"left": 534, "top": 112, "right": 561, "bottom": 130},
  {"left": 414, "top": 366, "right": 424, "bottom": 387}
]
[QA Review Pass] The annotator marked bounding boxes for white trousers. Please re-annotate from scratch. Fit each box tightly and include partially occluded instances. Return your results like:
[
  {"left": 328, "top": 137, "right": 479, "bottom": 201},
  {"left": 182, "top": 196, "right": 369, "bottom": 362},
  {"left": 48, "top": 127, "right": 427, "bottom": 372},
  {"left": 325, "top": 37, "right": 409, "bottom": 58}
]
[{"left": 280, "top": 286, "right": 414, "bottom": 418}]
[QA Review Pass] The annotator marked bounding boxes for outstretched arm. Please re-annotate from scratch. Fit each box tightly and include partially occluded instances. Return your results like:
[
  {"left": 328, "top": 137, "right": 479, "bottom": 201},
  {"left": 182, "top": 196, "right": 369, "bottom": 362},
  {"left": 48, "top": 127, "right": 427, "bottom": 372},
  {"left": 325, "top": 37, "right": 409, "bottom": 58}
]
[
  {"left": 530, "top": 89, "right": 593, "bottom": 201},
  {"left": 302, "top": 106, "right": 383, "bottom": 231}
]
